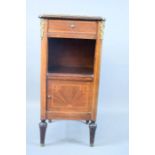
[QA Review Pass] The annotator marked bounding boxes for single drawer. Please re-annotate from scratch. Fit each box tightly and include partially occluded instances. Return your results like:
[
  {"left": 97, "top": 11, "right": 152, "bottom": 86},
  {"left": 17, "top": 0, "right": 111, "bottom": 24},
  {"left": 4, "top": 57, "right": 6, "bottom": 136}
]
[{"left": 47, "top": 20, "right": 97, "bottom": 39}]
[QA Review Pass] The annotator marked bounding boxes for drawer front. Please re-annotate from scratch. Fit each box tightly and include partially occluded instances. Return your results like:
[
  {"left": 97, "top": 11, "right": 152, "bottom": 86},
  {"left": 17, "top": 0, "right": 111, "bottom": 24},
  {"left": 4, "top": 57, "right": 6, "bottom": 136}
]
[
  {"left": 47, "top": 20, "right": 97, "bottom": 39},
  {"left": 47, "top": 80, "right": 93, "bottom": 113}
]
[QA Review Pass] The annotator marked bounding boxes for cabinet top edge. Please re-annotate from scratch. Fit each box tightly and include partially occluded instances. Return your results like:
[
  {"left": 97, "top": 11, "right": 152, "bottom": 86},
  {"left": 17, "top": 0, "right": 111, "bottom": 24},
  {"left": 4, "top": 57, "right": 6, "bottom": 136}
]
[{"left": 39, "top": 14, "right": 106, "bottom": 21}]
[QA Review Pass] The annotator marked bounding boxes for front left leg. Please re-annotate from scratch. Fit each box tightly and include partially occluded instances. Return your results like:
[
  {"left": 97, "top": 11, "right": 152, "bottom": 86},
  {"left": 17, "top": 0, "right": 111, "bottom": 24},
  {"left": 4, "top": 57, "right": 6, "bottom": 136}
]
[{"left": 39, "top": 120, "right": 47, "bottom": 146}]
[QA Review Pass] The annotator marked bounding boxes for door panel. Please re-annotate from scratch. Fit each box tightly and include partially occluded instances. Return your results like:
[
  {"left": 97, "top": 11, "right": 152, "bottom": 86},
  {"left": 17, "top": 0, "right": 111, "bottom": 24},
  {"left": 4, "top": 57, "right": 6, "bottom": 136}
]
[{"left": 47, "top": 80, "right": 93, "bottom": 113}]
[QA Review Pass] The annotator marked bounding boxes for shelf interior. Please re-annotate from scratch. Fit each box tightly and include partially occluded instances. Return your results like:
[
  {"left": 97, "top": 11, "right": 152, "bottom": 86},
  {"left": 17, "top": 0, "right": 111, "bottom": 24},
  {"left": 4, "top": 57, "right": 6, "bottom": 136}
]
[{"left": 48, "top": 38, "right": 96, "bottom": 77}]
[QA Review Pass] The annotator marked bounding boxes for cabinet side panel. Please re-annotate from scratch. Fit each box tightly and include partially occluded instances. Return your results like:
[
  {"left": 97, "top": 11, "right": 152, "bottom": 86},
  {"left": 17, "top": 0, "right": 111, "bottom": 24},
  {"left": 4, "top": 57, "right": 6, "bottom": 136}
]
[
  {"left": 92, "top": 21, "right": 104, "bottom": 120},
  {"left": 40, "top": 19, "right": 48, "bottom": 120}
]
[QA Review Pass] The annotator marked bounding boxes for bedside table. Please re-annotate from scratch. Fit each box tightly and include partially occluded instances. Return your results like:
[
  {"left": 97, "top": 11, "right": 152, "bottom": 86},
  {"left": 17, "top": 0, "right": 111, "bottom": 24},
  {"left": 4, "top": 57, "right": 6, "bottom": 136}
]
[{"left": 39, "top": 15, "right": 105, "bottom": 146}]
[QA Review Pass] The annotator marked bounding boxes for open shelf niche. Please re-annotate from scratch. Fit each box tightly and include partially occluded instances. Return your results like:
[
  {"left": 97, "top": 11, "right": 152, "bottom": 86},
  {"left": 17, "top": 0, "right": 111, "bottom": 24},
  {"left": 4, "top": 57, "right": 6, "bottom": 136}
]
[{"left": 48, "top": 38, "right": 96, "bottom": 77}]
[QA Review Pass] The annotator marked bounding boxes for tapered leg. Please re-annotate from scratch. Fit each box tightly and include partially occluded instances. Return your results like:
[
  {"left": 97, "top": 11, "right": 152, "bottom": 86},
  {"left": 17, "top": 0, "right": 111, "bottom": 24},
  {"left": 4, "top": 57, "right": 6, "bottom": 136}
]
[
  {"left": 39, "top": 120, "right": 47, "bottom": 146},
  {"left": 89, "top": 121, "right": 97, "bottom": 147}
]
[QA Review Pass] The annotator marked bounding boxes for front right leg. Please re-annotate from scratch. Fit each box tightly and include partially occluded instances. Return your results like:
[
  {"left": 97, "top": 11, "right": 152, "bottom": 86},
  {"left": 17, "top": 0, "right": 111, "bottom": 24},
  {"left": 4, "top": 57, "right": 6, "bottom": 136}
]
[{"left": 89, "top": 121, "right": 97, "bottom": 147}]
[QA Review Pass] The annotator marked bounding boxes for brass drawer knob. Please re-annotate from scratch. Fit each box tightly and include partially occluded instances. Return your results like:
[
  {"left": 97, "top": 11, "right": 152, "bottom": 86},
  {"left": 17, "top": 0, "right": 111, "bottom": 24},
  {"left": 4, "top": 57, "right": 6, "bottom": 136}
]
[
  {"left": 47, "top": 95, "right": 51, "bottom": 99},
  {"left": 70, "top": 24, "right": 76, "bottom": 28}
]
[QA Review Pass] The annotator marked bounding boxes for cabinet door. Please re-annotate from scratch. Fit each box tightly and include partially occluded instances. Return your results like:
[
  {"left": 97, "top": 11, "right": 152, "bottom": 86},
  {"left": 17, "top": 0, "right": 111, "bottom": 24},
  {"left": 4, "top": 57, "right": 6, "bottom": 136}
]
[{"left": 47, "top": 80, "right": 93, "bottom": 113}]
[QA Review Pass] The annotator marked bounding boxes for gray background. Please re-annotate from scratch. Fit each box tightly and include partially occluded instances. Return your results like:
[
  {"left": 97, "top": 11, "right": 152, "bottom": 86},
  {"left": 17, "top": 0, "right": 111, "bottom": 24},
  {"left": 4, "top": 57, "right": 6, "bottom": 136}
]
[{"left": 27, "top": 0, "right": 128, "bottom": 155}]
